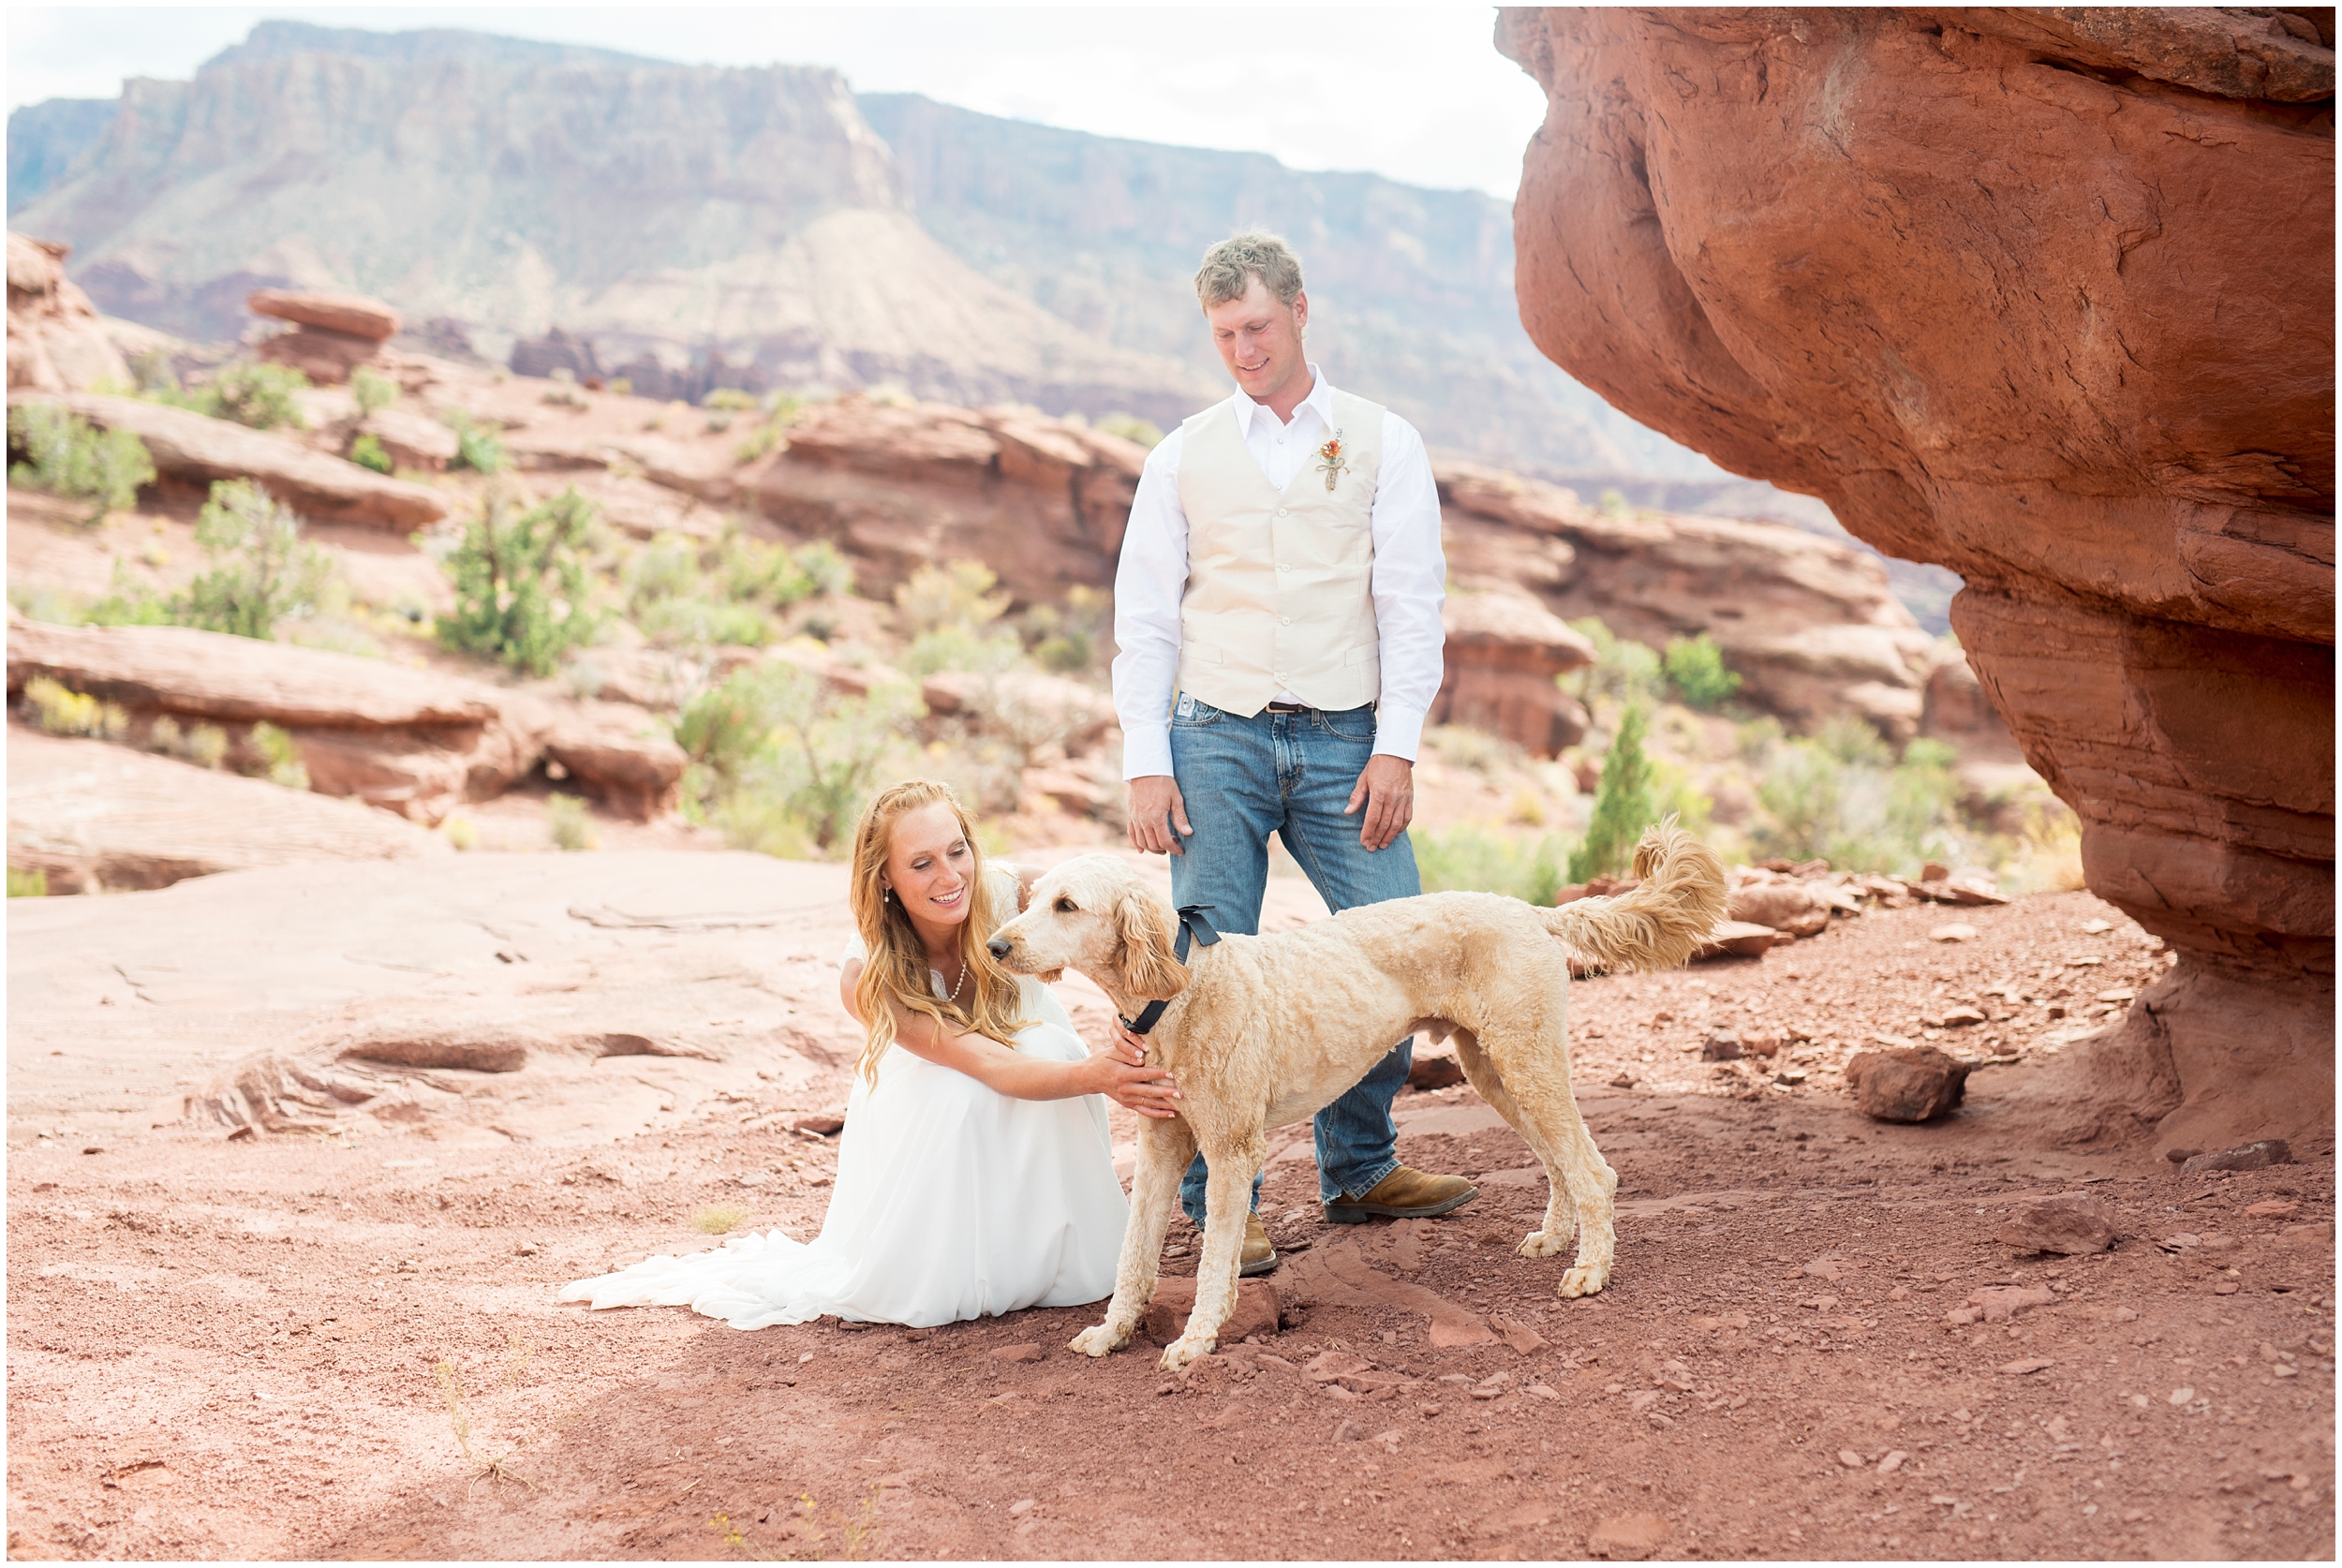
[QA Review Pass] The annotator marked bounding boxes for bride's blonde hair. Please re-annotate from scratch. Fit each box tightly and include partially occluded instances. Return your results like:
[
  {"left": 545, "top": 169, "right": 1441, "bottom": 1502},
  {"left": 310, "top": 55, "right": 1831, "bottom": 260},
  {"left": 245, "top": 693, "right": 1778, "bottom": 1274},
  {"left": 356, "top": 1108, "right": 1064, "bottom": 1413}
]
[{"left": 848, "top": 778, "right": 1031, "bottom": 1083}]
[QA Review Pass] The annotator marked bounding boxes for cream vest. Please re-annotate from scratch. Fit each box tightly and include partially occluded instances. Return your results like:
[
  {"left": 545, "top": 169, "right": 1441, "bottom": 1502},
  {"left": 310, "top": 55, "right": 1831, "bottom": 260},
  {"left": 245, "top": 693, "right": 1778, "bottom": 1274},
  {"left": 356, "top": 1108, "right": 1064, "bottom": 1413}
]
[{"left": 1174, "top": 389, "right": 1386, "bottom": 717}]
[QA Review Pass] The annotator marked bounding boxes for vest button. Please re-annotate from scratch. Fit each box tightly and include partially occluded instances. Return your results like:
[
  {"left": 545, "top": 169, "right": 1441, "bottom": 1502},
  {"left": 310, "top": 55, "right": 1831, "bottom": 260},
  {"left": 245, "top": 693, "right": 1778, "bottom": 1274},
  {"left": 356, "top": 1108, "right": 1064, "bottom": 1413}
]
[
  {"left": 1280, "top": 615, "right": 1292, "bottom": 626},
  {"left": 1276, "top": 562, "right": 1290, "bottom": 572},
  {"left": 1277, "top": 508, "right": 1289, "bottom": 517}
]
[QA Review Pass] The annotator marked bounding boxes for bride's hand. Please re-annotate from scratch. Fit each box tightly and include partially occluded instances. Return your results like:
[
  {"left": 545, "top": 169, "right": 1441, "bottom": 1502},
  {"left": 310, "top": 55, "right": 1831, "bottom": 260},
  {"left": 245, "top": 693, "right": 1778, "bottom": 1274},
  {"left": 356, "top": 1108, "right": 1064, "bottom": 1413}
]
[{"left": 1086, "top": 1027, "right": 1181, "bottom": 1117}]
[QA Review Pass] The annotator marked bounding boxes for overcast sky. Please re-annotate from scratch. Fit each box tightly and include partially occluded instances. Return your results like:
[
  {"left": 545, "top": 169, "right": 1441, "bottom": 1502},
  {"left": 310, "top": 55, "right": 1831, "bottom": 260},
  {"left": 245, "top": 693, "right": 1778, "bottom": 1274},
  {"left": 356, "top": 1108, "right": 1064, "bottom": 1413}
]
[{"left": 7, "top": 5, "right": 1549, "bottom": 199}]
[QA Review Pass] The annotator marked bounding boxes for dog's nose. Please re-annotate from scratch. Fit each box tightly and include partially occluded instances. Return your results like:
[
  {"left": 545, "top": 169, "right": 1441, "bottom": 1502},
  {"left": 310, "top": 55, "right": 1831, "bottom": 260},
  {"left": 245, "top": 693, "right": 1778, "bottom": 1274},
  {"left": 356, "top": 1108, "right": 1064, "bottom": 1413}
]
[{"left": 986, "top": 938, "right": 1011, "bottom": 959}]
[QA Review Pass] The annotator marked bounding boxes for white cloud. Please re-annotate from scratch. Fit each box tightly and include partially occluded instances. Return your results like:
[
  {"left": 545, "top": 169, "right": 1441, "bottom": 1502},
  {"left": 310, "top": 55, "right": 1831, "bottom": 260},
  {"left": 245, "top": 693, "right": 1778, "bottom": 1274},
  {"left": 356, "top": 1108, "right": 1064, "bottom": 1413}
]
[{"left": 7, "top": 4, "right": 1547, "bottom": 199}]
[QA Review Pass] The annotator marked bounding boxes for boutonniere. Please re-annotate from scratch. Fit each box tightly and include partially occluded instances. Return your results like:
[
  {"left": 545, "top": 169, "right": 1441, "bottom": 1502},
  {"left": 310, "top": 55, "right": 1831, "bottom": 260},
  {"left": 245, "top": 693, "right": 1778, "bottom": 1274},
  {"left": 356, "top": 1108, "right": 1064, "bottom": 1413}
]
[{"left": 1314, "top": 429, "right": 1348, "bottom": 492}]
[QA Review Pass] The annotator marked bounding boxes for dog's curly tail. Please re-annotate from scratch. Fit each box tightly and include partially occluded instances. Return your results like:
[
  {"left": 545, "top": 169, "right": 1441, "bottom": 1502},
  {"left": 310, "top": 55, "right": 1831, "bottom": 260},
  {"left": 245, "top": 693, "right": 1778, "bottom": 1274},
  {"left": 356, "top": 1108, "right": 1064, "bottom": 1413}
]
[{"left": 1537, "top": 817, "right": 1730, "bottom": 975}]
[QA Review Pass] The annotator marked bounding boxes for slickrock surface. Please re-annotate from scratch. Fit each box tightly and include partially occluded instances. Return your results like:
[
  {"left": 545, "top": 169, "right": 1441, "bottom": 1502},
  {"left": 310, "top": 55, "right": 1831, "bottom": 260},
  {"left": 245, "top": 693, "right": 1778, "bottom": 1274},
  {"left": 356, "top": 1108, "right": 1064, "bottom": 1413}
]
[
  {"left": 7, "top": 866, "right": 2331, "bottom": 1560},
  {"left": 6, "top": 727, "right": 449, "bottom": 892},
  {"left": 13, "top": 392, "right": 450, "bottom": 531},
  {"left": 1497, "top": 6, "right": 2335, "bottom": 1153}
]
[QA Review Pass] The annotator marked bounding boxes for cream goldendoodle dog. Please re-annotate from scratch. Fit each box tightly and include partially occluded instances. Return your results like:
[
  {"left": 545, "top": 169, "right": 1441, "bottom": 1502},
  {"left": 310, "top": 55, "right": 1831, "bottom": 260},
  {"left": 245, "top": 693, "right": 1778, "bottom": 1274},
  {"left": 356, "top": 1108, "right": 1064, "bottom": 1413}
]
[{"left": 985, "top": 821, "right": 1727, "bottom": 1370}]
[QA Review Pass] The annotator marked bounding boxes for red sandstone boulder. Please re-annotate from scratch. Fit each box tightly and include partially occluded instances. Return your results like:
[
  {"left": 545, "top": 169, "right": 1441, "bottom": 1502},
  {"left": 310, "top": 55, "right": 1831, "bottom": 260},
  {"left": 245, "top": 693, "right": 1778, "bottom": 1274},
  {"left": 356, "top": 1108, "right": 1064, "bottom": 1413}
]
[
  {"left": 16, "top": 392, "right": 450, "bottom": 530},
  {"left": 7, "top": 232, "right": 129, "bottom": 392},
  {"left": 7, "top": 621, "right": 539, "bottom": 822},
  {"left": 1430, "top": 588, "right": 1593, "bottom": 756},
  {"left": 756, "top": 394, "right": 1145, "bottom": 604},
  {"left": 1437, "top": 459, "right": 1936, "bottom": 735},
  {"left": 248, "top": 290, "right": 402, "bottom": 388},
  {"left": 1845, "top": 1044, "right": 1972, "bottom": 1123},
  {"left": 1498, "top": 6, "right": 2335, "bottom": 1153},
  {"left": 540, "top": 701, "right": 689, "bottom": 821},
  {"left": 1727, "top": 877, "right": 1830, "bottom": 939},
  {"left": 1141, "top": 1276, "right": 1282, "bottom": 1345}
]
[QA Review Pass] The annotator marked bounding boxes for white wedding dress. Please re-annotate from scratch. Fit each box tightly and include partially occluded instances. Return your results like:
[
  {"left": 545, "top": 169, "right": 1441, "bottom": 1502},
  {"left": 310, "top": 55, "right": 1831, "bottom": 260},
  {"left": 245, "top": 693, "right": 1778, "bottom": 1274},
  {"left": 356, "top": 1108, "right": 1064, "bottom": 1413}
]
[{"left": 559, "top": 887, "right": 1128, "bottom": 1329}]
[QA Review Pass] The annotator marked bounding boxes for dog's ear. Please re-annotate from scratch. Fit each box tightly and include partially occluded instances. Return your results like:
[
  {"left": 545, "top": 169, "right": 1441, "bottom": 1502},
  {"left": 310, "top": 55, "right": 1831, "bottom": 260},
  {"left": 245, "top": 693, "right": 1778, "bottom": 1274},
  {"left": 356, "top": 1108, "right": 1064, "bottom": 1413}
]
[{"left": 1112, "top": 890, "right": 1189, "bottom": 1002}]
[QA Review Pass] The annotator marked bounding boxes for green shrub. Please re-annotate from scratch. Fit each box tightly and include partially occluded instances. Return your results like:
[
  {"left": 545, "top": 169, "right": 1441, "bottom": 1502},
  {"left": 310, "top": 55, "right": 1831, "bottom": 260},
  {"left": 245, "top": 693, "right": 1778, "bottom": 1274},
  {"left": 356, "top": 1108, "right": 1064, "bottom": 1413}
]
[
  {"left": 903, "top": 625, "right": 1023, "bottom": 678},
  {"left": 1567, "top": 702, "right": 1656, "bottom": 883},
  {"left": 148, "top": 716, "right": 229, "bottom": 769},
  {"left": 703, "top": 388, "right": 760, "bottom": 411},
  {"left": 1749, "top": 723, "right": 1964, "bottom": 874},
  {"left": 157, "top": 362, "right": 310, "bottom": 431},
  {"left": 547, "top": 793, "right": 598, "bottom": 851},
  {"left": 349, "top": 432, "right": 393, "bottom": 473},
  {"left": 1096, "top": 413, "right": 1164, "bottom": 449},
  {"left": 435, "top": 488, "right": 605, "bottom": 674},
  {"left": 442, "top": 412, "right": 509, "bottom": 474},
  {"left": 174, "top": 480, "right": 334, "bottom": 640},
  {"left": 897, "top": 559, "right": 1010, "bottom": 637},
  {"left": 8, "top": 866, "right": 49, "bottom": 898},
  {"left": 1663, "top": 633, "right": 1742, "bottom": 710},
  {"left": 350, "top": 366, "right": 398, "bottom": 417},
  {"left": 248, "top": 721, "right": 309, "bottom": 789},
  {"left": 22, "top": 676, "right": 126, "bottom": 740},
  {"left": 674, "top": 661, "right": 921, "bottom": 854},
  {"left": 1412, "top": 824, "right": 1572, "bottom": 905},
  {"left": 1018, "top": 584, "right": 1110, "bottom": 674},
  {"left": 7, "top": 404, "right": 156, "bottom": 523},
  {"left": 1566, "top": 616, "right": 1665, "bottom": 710},
  {"left": 793, "top": 539, "right": 854, "bottom": 599}
]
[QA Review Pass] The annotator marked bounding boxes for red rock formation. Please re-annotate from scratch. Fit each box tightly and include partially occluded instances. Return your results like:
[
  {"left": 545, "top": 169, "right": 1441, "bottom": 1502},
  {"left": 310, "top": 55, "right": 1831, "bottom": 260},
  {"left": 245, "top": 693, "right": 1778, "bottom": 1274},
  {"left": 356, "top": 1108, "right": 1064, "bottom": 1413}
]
[
  {"left": 1439, "top": 459, "right": 1940, "bottom": 736},
  {"left": 1498, "top": 7, "right": 2335, "bottom": 1152},
  {"left": 1432, "top": 588, "right": 1593, "bottom": 756},
  {"left": 15, "top": 391, "right": 449, "bottom": 530},
  {"left": 6, "top": 232, "right": 128, "bottom": 392},
  {"left": 756, "top": 394, "right": 1147, "bottom": 604},
  {"left": 250, "top": 287, "right": 400, "bottom": 386}
]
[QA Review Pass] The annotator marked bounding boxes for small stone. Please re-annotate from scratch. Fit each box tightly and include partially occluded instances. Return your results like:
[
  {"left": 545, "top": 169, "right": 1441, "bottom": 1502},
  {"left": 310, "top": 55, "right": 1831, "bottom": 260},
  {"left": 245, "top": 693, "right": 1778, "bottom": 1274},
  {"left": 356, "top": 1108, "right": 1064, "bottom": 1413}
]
[
  {"left": 2244, "top": 1200, "right": 2300, "bottom": 1219},
  {"left": 736, "top": 1171, "right": 768, "bottom": 1188},
  {"left": 1997, "top": 1191, "right": 2117, "bottom": 1255},
  {"left": 990, "top": 1343, "right": 1044, "bottom": 1363},
  {"left": 2080, "top": 918, "right": 2114, "bottom": 934},
  {"left": 1701, "top": 1028, "right": 1742, "bottom": 1061},
  {"left": 1845, "top": 1044, "right": 1971, "bottom": 1122},
  {"left": 2211, "top": 1280, "right": 2240, "bottom": 1295},
  {"left": 1921, "top": 861, "right": 1950, "bottom": 882},
  {"left": 1877, "top": 1450, "right": 1907, "bottom": 1475},
  {"left": 2095, "top": 986, "right": 2137, "bottom": 1004},
  {"left": 1930, "top": 923, "right": 1979, "bottom": 943},
  {"left": 792, "top": 1115, "right": 846, "bottom": 1136},
  {"left": 514, "top": 1241, "right": 540, "bottom": 1257},
  {"left": 1839, "top": 1449, "right": 1864, "bottom": 1469},
  {"left": 1774, "top": 1067, "right": 1808, "bottom": 1086},
  {"left": 2164, "top": 1146, "right": 2202, "bottom": 1165},
  {"left": 1587, "top": 1513, "right": 1671, "bottom": 1561},
  {"left": 1695, "top": 921, "right": 1779, "bottom": 960},
  {"left": 1334, "top": 1420, "right": 1369, "bottom": 1442},
  {"left": 1968, "top": 1286, "right": 2057, "bottom": 1322},
  {"left": 1998, "top": 1356, "right": 2055, "bottom": 1375},
  {"left": 1008, "top": 1499, "right": 1035, "bottom": 1516},
  {"left": 1941, "top": 1005, "right": 1987, "bottom": 1028},
  {"left": 1608, "top": 1072, "right": 1637, "bottom": 1089},
  {"left": 2181, "top": 1140, "right": 2292, "bottom": 1176},
  {"left": 2168, "top": 1385, "right": 2194, "bottom": 1405},
  {"left": 1741, "top": 1029, "right": 1784, "bottom": 1058}
]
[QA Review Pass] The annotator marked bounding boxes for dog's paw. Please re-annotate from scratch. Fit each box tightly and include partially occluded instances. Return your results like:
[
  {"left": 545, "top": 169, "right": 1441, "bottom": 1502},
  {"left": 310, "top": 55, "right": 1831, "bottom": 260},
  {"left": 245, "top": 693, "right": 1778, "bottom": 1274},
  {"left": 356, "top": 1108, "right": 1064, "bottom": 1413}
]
[
  {"left": 1516, "top": 1229, "right": 1571, "bottom": 1260},
  {"left": 1557, "top": 1264, "right": 1609, "bottom": 1299},
  {"left": 1069, "top": 1324, "right": 1127, "bottom": 1358},
  {"left": 1158, "top": 1335, "right": 1214, "bottom": 1373}
]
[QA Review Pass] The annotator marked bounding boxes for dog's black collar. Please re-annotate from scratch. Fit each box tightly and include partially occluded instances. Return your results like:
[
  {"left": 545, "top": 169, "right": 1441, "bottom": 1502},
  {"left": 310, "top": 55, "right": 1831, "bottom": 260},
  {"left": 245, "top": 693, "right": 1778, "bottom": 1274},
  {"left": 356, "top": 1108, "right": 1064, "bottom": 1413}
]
[{"left": 1120, "top": 905, "right": 1219, "bottom": 1036}]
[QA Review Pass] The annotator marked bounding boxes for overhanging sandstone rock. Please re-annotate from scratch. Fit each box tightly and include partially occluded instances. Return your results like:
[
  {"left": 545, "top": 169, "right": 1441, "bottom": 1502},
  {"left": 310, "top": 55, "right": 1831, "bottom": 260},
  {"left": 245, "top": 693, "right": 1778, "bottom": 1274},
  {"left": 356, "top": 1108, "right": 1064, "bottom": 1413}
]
[{"left": 1498, "top": 5, "right": 2335, "bottom": 1151}]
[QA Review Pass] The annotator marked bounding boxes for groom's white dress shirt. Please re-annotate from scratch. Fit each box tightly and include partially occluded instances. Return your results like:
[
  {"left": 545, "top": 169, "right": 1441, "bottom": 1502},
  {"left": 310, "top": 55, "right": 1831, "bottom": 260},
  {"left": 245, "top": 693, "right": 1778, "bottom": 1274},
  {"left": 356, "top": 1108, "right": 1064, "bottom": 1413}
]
[{"left": 1111, "top": 364, "right": 1447, "bottom": 780}]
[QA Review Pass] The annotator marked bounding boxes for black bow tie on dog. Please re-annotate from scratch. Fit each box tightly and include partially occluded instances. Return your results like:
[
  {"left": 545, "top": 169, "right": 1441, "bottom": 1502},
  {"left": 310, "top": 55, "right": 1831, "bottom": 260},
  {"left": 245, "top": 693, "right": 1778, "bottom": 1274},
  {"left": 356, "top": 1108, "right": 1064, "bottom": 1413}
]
[{"left": 1120, "top": 905, "right": 1219, "bottom": 1036}]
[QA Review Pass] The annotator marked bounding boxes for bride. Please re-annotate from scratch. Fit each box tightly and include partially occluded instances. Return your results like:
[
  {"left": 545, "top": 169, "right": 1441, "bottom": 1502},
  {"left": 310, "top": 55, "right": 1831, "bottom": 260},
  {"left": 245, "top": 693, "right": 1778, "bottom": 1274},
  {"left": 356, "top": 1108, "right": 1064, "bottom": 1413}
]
[{"left": 559, "top": 778, "right": 1178, "bottom": 1329}]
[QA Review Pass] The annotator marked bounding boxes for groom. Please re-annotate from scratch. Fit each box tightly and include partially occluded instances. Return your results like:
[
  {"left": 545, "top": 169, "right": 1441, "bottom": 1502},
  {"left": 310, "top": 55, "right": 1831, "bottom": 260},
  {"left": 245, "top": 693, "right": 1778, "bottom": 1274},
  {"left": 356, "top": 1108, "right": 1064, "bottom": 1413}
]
[{"left": 1111, "top": 231, "right": 1477, "bottom": 1277}]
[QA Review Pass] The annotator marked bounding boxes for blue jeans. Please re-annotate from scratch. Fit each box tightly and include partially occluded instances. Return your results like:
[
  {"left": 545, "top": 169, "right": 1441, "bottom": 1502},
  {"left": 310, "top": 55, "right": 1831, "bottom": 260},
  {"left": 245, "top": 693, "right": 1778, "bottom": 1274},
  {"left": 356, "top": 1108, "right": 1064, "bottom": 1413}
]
[{"left": 1168, "top": 696, "right": 1421, "bottom": 1229}]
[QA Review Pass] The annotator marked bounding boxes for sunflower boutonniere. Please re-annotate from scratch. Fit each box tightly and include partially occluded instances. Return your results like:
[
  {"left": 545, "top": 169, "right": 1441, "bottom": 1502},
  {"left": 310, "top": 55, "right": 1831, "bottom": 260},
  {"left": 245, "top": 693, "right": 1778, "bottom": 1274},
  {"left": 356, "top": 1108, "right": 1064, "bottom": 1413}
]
[{"left": 1313, "top": 429, "right": 1348, "bottom": 493}]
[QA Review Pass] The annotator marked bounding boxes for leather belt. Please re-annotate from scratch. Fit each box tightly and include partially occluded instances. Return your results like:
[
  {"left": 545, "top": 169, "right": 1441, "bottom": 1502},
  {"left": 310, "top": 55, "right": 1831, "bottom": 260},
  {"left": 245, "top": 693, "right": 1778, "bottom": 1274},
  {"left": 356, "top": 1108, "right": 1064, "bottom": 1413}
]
[{"left": 1265, "top": 702, "right": 1313, "bottom": 713}]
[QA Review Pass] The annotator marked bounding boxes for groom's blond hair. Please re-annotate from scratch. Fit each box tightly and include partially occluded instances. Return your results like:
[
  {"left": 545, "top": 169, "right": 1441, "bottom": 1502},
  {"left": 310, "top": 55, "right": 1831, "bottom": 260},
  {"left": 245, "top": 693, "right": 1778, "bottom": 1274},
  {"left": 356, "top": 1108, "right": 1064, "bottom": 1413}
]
[{"left": 1196, "top": 231, "right": 1304, "bottom": 310}]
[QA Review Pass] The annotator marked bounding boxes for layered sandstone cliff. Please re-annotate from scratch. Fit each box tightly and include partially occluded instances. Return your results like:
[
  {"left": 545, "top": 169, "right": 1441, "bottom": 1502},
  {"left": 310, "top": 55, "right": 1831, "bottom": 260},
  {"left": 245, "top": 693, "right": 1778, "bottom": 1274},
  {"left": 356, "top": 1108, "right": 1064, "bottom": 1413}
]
[{"left": 1498, "top": 6, "right": 2335, "bottom": 1151}]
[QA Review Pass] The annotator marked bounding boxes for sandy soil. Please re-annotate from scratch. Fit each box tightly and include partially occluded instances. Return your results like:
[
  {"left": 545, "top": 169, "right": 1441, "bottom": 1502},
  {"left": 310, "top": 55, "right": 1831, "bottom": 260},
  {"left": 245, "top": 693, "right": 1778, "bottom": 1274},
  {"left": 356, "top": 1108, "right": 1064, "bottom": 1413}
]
[{"left": 6, "top": 887, "right": 2333, "bottom": 1561}]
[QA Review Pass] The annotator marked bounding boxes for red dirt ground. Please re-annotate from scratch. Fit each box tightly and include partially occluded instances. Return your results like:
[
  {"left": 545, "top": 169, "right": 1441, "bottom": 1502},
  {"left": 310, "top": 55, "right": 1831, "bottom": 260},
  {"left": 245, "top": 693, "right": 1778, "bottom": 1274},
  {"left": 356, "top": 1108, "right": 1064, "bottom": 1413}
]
[{"left": 6, "top": 888, "right": 2333, "bottom": 1561}]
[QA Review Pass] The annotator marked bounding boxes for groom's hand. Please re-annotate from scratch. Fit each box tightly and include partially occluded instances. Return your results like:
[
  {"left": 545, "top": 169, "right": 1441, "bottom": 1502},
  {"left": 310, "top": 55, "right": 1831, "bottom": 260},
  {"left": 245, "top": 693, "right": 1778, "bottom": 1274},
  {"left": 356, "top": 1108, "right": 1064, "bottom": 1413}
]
[
  {"left": 1344, "top": 754, "right": 1416, "bottom": 851},
  {"left": 1094, "top": 1020, "right": 1181, "bottom": 1117},
  {"left": 1126, "top": 775, "right": 1193, "bottom": 856}
]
